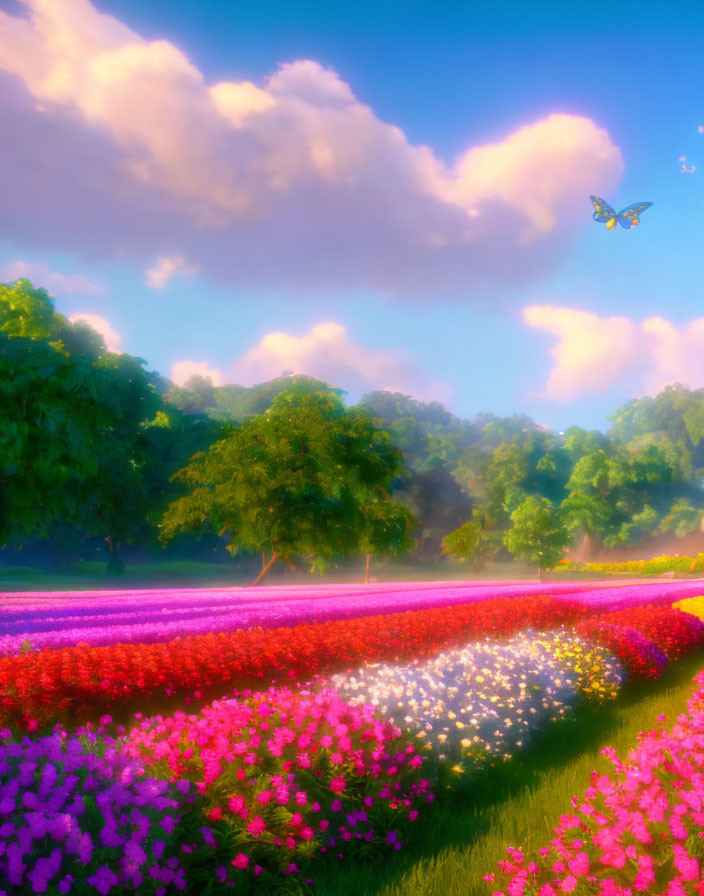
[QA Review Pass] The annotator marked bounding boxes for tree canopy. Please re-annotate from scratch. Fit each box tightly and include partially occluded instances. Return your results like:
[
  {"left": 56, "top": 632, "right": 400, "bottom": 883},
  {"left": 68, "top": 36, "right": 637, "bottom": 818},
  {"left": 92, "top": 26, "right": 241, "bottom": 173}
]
[{"left": 160, "top": 386, "right": 416, "bottom": 582}]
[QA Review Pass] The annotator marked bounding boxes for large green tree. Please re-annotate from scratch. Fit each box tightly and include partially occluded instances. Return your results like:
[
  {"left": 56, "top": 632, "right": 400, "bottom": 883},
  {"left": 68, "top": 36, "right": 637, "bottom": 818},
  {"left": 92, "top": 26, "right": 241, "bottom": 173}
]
[
  {"left": 504, "top": 496, "right": 572, "bottom": 577},
  {"left": 160, "top": 386, "right": 415, "bottom": 583},
  {"left": 1, "top": 279, "right": 173, "bottom": 571},
  {"left": 0, "top": 334, "right": 110, "bottom": 545},
  {"left": 441, "top": 507, "right": 504, "bottom": 569}
]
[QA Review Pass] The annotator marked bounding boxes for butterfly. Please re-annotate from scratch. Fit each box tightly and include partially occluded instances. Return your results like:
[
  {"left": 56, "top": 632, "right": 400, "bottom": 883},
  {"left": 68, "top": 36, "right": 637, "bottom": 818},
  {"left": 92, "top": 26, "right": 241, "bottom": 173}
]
[{"left": 590, "top": 196, "right": 653, "bottom": 230}]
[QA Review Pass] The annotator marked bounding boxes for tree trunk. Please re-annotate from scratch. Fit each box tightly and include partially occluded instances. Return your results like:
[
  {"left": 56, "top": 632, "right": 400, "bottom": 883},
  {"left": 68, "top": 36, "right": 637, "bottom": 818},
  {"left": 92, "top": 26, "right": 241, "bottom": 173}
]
[
  {"left": 251, "top": 551, "right": 278, "bottom": 586},
  {"left": 537, "top": 562, "right": 542, "bottom": 582},
  {"left": 106, "top": 537, "right": 125, "bottom": 577},
  {"left": 365, "top": 553, "right": 371, "bottom": 585}
]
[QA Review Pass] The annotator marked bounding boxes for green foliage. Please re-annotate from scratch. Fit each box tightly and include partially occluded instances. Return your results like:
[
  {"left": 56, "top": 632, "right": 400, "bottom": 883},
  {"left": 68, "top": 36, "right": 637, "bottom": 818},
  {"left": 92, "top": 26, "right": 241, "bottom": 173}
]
[
  {"left": 659, "top": 499, "right": 703, "bottom": 538},
  {"left": 0, "top": 279, "right": 60, "bottom": 342},
  {"left": 504, "top": 496, "right": 572, "bottom": 570},
  {"left": 0, "top": 334, "right": 110, "bottom": 543},
  {"left": 0, "top": 280, "right": 182, "bottom": 568},
  {"left": 7, "top": 273, "right": 704, "bottom": 572},
  {"left": 441, "top": 508, "right": 503, "bottom": 568},
  {"left": 160, "top": 386, "right": 415, "bottom": 575},
  {"left": 210, "top": 374, "right": 339, "bottom": 422}
]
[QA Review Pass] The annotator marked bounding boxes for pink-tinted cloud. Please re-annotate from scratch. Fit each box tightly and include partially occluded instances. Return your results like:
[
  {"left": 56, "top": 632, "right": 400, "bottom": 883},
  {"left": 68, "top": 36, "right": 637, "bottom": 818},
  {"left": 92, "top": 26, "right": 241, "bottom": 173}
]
[
  {"left": 0, "top": 259, "right": 104, "bottom": 296},
  {"left": 525, "top": 305, "right": 704, "bottom": 400},
  {"left": 173, "top": 321, "right": 451, "bottom": 403},
  {"left": 68, "top": 312, "right": 121, "bottom": 352},
  {"left": 0, "top": 0, "right": 624, "bottom": 299},
  {"left": 145, "top": 255, "right": 200, "bottom": 289},
  {"left": 170, "top": 360, "right": 224, "bottom": 387}
]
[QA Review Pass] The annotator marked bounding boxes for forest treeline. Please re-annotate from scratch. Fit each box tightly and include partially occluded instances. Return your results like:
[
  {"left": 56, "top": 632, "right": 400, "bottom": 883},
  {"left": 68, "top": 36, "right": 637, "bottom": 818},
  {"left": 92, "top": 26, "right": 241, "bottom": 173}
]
[{"left": 3, "top": 278, "right": 704, "bottom": 578}]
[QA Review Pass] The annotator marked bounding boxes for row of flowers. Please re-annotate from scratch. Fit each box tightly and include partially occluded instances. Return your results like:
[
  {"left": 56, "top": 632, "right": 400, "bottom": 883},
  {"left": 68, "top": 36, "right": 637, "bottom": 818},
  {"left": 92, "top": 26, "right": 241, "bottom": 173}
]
[
  {"left": 486, "top": 664, "right": 704, "bottom": 896},
  {"left": 557, "top": 554, "right": 704, "bottom": 575},
  {"left": 0, "top": 727, "right": 192, "bottom": 895},
  {"left": 576, "top": 606, "right": 704, "bottom": 680},
  {"left": 6, "top": 581, "right": 704, "bottom": 656},
  {"left": 0, "top": 595, "right": 590, "bottom": 731},
  {"left": 0, "top": 582, "right": 623, "bottom": 658},
  {"left": 329, "top": 631, "right": 625, "bottom": 774}
]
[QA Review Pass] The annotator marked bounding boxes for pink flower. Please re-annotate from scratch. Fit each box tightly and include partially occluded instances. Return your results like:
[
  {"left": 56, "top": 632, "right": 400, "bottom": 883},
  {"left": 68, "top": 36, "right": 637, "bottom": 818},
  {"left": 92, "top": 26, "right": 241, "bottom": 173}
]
[
  {"left": 247, "top": 816, "right": 266, "bottom": 837},
  {"left": 231, "top": 853, "right": 249, "bottom": 870},
  {"left": 567, "top": 852, "right": 589, "bottom": 876},
  {"left": 673, "top": 844, "right": 699, "bottom": 881},
  {"left": 560, "top": 877, "right": 577, "bottom": 893},
  {"left": 330, "top": 776, "right": 346, "bottom": 793}
]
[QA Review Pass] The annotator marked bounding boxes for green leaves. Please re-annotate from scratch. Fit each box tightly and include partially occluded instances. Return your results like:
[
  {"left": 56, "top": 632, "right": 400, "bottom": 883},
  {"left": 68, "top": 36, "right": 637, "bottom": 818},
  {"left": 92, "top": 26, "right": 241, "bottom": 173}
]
[
  {"left": 160, "top": 385, "right": 416, "bottom": 577},
  {"left": 504, "top": 496, "right": 571, "bottom": 570}
]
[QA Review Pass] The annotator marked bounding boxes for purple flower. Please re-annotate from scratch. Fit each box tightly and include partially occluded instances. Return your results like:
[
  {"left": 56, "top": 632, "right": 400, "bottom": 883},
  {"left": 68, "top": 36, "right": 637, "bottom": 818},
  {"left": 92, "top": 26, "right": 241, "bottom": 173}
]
[
  {"left": 77, "top": 831, "right": 93, "bottom": 865},
  {"left": 87, "top": 865, "right": 119, "bottom": 895},
  {"left": 27, "top": 847, "right": 62, "bottom": 893},
  {"left": 160, "top": 815, "right": 176, "bottom": 835}
]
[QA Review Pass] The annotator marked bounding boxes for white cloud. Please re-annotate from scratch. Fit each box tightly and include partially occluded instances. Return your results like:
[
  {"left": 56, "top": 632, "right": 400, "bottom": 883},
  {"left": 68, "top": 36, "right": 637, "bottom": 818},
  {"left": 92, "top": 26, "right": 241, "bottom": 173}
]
[
  {"left": 170, "top": 360, "right": 224, "bottom": 387},
  {"left": 525, "top": 305, "right": 704, "bottom": 400},
  {"left": 0, "top": 0, "right": 624, "bottom": 298},
  {"left": 145, "top": 254, "right": 200, "bottom": 289},
  {"left": 68, "top": 312, "right": 121, "bottom": 351},
  {"left": 0, "top": 259, "right": 104, "bottom": 296},
  {"left": 173, "top": 321, "right": 450, "bottom": 403}
]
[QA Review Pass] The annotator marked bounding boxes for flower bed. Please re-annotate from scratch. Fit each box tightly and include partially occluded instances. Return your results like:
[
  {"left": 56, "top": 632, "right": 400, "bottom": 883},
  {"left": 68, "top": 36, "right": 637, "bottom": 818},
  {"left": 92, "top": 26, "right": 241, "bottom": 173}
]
[
  {"left": 6, "top": 580, "right": 704, "bottom": 657},
  {"left": 116, "top": 686, "right": 432, "bottom": 887},
  {"left": 557, "top": 553, "right": 704, "bottom": 574},
  {"left": 0, "top": 582, "right": 598, "bottom": 656},
  {"left": 0, "top": 596, "right": 589, "bottom": 731},
  {"left": 0, "top": 728, "right": 191, "bottom": 895},
  {"left": 595, "top": 606, "right": 704, "bottom": 661},
  {"left": 487, "top": 665, "right": 704, "bottom": 896},
  {"left": 673, "top": 594, "right": 704, "bottom": 622},
  {"left": 330, "top": 631, "right": 624, "bottom": 773},
  {"left": 574, "top": 619, "right": 669, "bottom": 680}
]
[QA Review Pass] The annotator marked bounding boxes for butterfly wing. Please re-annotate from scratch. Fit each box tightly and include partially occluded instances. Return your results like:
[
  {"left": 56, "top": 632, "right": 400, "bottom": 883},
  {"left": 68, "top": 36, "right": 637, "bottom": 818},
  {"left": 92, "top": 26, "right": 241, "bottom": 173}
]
[
  {"left": 590, "top": 195, "right": 616, "bottom": 223},
  {"left": 616, "top": 201, "right": 653, "bottom": 228}
]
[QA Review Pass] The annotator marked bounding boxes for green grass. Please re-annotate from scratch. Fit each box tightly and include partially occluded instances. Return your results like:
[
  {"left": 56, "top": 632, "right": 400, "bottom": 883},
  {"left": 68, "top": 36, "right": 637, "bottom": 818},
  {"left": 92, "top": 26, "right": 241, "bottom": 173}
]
[{"left": 309, "top": 652, "right": 704, "bottom": 896}]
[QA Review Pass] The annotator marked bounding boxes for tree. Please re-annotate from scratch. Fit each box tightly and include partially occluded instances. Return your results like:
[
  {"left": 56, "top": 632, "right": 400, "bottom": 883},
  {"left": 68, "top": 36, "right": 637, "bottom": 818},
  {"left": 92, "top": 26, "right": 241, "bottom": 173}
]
[
  {"left": 0, "top": 334, "right": 111, "bottom": 545},
  {"left": 504, "top": 496, "right": 572, "bottom": 577},
  {"left": 1, "top": 280, "right": 179, "bottom": 572},
  {"left": 659, "top": 499, "right": 703, "bottom": 538},
  {"left": 441, "top": 508, "right": 504, "bottom": 569},
  {"left": 0, "top": 279, "right": 62, "bottom": 342},
  {"left": 163, "top": 374, "right": 218, "bottom": 415},
  {"left": 357, "top": 500, "right": 417, "bottom": 583},
  {"left": 159, "top": 386, "right": 415, "bottom": 583}
]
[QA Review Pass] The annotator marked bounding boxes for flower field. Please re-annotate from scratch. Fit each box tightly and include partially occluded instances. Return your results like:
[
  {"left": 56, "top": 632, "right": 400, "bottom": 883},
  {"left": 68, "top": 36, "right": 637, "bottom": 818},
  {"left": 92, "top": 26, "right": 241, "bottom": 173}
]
[{"left": 2, "top": 577, "right": 704, "bottom": 894}]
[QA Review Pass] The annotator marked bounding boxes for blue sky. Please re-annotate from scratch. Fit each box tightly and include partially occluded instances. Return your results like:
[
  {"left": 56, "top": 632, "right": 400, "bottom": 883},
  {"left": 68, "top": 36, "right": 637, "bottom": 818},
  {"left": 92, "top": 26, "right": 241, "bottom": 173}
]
[{"left": 0, "top": 0, "right": 702, "bottom": 431}]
